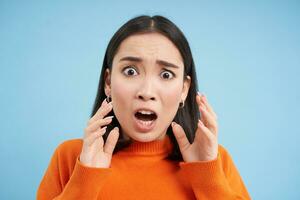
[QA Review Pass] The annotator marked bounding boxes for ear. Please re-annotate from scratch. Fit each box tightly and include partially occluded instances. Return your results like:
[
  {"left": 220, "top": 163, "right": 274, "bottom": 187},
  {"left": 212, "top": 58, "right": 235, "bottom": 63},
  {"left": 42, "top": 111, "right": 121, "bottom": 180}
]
[
  {"left": 104, "top": 68, "right": 111, "bottom": 96},
  {"left": 181, "top": 75, "right": 191, "bottom": 101}
]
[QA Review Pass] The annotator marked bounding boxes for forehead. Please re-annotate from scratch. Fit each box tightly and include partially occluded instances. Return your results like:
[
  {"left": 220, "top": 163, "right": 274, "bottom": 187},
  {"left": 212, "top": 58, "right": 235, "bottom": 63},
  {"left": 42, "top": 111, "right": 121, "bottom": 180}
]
[{"left": 114, "top": 32, "right": 183, "bottom": 65}]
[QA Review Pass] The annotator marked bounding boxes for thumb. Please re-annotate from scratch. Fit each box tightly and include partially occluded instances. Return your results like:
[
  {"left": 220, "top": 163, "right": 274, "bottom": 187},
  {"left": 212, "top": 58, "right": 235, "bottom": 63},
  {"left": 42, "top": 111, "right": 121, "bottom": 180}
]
[
  {"left": 171, "top": 122, "right": 190, "bottom": 152},
  {"left": 104, "top": 127, "right": 120, "bottom": 155}
]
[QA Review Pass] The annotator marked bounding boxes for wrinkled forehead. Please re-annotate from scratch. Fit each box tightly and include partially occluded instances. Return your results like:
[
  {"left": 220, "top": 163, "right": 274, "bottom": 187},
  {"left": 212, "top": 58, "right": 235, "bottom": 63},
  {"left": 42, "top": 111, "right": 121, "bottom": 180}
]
[{"left": 113, "top": 32, "right": 184, "bottom": 68}]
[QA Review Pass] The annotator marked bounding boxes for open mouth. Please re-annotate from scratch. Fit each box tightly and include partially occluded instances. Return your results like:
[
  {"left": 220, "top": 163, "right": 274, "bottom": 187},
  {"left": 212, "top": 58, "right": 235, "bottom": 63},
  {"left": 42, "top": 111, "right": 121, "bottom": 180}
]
[
  {"left": 134, "top": 110, "right": 157, "bottom": 121},
  {"left": 133, "top": 109, "right": 158, "bottom": 132}
]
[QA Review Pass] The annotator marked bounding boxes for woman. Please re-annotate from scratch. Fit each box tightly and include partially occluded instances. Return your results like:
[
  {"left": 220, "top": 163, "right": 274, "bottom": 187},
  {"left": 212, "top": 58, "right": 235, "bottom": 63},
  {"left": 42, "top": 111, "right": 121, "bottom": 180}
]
[{"left": 37, "top": 15, "right": 251, "bottom": 200}]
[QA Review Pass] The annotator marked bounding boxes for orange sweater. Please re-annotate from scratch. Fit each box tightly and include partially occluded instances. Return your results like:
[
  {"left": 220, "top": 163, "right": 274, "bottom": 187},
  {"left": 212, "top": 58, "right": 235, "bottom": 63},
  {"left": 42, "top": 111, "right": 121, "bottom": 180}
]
[{"left": 37, "top": 135, "right": 251, "bottom": 200}]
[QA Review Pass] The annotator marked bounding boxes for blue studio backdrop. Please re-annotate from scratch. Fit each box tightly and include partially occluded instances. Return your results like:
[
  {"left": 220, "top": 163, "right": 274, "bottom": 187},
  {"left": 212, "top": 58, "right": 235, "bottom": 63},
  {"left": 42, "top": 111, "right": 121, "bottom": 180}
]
[{"left": 1, "top": 1, "right": 299, "bottom": 199}]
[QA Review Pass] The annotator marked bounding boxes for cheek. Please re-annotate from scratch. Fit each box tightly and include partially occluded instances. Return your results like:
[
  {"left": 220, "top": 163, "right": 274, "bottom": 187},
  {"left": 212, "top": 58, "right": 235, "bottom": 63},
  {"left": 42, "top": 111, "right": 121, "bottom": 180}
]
[
  {"left": 159, "top": 81, "right": 183, "bottom": 119},
  {"left": 162, "top": 81, "right": 182, "bottom": 104},
  {"left": 110, "top": 76, "right": 136, "bottom": 120},
  {"left": 112, "top": 78, "right": 133, "bottom": 103}
]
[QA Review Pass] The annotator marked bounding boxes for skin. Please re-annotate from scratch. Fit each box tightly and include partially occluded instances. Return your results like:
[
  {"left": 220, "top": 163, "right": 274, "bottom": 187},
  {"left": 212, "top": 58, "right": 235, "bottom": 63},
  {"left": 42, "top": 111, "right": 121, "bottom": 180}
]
[
  {"left": 79, "top": 32, "right": 219, "bottom": 168},
  {"left": 172, "top": 93, "right": 219, "bottom": 162},
  {"left": 104, "top": 32, "right": 191, "bottom": 142}
]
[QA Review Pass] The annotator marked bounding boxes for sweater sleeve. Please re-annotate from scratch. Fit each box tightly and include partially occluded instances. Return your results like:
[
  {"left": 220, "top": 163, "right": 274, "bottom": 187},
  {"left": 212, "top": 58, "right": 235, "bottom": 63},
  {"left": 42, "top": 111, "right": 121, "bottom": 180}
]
[
  {"left": 179, "top": 145, "right": 251, "bottom": 200},
  {"left": 37, "top": 141, "right": 112, "bottom": 200}
]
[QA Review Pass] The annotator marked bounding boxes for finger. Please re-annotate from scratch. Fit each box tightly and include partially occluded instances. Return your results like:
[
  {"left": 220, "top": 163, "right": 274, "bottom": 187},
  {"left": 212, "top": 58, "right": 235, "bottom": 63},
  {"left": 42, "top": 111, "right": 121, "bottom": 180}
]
[
  {"left": 196, "top": 92, "right": 218, "bottom": 120},
  {"left": 171, "top": 122, "right": 190, "bottom": 152},
  {"left": 196, "top": 95, "right": 211, "bottom": 122},
  {"left": 84, "top": 126, "right": 107, "bottom": 146},
  {"left": 196, "top": 119, "right": 216, "bottom": 142},
  {"left": 90, "top": 99, "right": 108, "bottom": 121},
  {"left": 199, "top": 102, "right": 218, "bottom": 136},
  {"left": 89, "top": 100, "right": 113, "bottom": 124},
  {"left": 201, "top": 97, "right": 218, "bottom": 120},
  {"left": 104, "top": 127, "right": 120, "bottom": 155},
  {"left": 85, "top": 116, "right": 114, "bottom": 134}
]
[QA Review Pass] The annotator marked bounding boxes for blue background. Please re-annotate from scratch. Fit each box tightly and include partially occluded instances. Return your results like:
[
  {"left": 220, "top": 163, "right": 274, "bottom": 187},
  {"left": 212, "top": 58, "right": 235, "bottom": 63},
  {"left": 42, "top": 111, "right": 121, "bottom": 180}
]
[{"left": 1, "top": 0, "right": 299, "bottom": 199}]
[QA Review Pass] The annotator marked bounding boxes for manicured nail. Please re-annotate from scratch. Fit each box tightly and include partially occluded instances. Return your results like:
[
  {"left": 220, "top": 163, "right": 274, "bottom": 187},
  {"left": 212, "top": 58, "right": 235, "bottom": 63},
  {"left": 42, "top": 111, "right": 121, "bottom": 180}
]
[
  {"left": 198, "top": 119, "right": 204, "bottom": 126},
  {"left": 198, "top": 91, "right": 207, "bottom": 102},
  {"left": 202, "top": 94, "right": 207, "bottom": 101},
  {"left": 102, "top": 99, "right": 107, "bottom": 105},
  {"left": 198, "top": 91, "right": 206, "bottom": 99}
]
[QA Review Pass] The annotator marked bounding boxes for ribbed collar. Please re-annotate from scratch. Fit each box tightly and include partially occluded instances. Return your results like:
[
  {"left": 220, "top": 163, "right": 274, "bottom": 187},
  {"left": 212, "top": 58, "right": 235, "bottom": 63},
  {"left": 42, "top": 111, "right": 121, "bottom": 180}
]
[{"left": 118, "top": 135, "right": 174, "bottom": 156}]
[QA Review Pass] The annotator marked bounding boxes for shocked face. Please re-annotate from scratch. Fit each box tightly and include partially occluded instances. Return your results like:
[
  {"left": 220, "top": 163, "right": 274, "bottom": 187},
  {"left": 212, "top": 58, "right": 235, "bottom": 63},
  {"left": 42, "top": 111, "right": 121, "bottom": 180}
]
[{"left": 105, "top": 32, "right": 191, "bottom": 142}]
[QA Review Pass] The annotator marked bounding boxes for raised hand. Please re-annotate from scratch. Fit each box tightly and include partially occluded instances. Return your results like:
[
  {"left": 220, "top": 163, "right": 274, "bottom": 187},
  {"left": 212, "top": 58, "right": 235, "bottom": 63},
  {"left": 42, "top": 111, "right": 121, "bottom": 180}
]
[
  {"left": 172, "top": 92, "right": 219, "bottom": 162},
  {"left": 79, "top": 99, "right": 119, "bottom": 168}
]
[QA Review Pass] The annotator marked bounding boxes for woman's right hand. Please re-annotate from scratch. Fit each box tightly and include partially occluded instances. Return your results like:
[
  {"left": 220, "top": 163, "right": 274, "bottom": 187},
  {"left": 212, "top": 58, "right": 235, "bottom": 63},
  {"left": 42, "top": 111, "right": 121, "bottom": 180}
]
[{"left": 79, "top": 99, "right": 119, "bottom": 168}]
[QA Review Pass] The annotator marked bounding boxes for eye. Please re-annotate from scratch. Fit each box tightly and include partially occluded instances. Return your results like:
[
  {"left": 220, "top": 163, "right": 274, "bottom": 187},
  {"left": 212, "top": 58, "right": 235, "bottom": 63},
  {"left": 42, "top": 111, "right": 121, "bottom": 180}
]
[
  {"left": 122, "top": 66, "right": 138, "bottom": 76},
  {"left": 160, "top": 70, "right": 175, "bottom": 80}
]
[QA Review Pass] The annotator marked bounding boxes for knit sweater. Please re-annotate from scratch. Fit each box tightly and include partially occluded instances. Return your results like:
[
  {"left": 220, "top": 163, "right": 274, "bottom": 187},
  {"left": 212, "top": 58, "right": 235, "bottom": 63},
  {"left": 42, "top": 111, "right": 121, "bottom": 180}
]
[{"left": 37, "top": 135, "right": 251, "bottom": 200}]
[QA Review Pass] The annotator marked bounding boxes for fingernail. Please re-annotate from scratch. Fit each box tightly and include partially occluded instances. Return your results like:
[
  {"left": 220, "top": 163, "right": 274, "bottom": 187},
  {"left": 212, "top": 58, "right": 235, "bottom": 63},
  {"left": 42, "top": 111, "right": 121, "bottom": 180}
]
[
  {"left": 106, "top": 116, "right": 114, "bottom": 119},
  {"left": 102, "top": 99, "right": 107, "bottom": 105},
  {"left": 171, "top": 122, "right": 176, "bottom": 127},
  {"left": 198, "top": 119, "right": 204, "bottom": 126},
  {"left": 199, "top": 92, "right": 207, "bottom": 102},
  {"left": 198, "top": 91, "right": 205, "bottom": 98}
]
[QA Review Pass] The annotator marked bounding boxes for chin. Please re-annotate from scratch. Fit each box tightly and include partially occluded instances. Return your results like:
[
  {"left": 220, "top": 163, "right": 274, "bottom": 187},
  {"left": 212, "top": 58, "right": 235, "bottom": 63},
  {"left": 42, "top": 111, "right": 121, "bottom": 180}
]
[{"left": 129, "top": 131, "right": 163, "bottom": 142}]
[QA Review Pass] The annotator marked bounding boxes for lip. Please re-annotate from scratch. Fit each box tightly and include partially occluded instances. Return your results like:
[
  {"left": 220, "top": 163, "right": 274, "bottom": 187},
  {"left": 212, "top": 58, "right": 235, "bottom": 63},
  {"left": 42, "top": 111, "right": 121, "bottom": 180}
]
[{"left": 132, "top": 107, "right": 158, "bottom": 133}]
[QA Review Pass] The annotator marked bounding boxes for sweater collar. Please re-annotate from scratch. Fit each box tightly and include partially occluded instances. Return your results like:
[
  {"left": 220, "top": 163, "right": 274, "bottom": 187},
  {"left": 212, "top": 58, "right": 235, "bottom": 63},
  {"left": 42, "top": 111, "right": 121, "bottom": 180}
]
[{"left": 119, "top": 135, "right": 174, "bottom": 156}]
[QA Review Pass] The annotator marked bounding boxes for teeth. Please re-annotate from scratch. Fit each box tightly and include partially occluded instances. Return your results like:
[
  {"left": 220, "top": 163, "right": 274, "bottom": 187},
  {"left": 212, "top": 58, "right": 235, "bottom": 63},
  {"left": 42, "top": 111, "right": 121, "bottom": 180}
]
[
  {"left": 138, "top": 120, "right": 154, "bottom": 125},
  {"left": 138, "top": 110, "right": 154, "bottom": 115}
]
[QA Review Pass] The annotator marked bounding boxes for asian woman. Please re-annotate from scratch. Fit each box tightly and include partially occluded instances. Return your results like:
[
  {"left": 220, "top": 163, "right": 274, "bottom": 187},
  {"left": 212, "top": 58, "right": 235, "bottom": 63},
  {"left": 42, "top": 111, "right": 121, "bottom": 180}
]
[{"left": 37, "top": 15, "right": 251, "bottom": 200}]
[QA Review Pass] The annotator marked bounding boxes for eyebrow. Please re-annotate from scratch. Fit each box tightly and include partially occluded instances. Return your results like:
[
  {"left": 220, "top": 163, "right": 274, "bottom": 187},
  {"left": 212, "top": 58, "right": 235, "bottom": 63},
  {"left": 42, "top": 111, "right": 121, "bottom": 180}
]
[{"left": 119, "top": 56, "right": 180, "bottom": 69}]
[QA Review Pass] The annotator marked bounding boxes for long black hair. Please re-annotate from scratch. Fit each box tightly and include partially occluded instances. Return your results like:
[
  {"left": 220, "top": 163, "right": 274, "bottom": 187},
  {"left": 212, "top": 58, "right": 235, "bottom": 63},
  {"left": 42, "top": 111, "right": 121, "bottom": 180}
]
[{"left": 91, "top": 15, "right": 200, "bottom": 161}]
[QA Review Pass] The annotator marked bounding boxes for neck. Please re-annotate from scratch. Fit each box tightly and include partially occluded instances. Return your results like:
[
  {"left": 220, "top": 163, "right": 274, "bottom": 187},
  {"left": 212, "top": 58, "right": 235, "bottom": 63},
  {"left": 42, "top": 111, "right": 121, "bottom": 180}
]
[{"left": 117, "top": 134, "right": 173, "bottom": 157}]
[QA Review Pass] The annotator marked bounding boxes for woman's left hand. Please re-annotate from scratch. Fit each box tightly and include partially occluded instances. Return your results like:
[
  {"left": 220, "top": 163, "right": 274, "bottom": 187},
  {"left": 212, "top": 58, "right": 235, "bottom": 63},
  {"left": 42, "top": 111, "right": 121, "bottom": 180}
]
[{"left": 172, "top": 92, "right": 219, "bottom": 162}]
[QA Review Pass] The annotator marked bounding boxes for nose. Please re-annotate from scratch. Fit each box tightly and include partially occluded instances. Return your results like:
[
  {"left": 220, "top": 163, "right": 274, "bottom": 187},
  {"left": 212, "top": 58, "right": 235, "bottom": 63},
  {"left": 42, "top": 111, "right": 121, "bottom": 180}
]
[{"left": 136, "top": 78, "right": 156, "bottom": 102}]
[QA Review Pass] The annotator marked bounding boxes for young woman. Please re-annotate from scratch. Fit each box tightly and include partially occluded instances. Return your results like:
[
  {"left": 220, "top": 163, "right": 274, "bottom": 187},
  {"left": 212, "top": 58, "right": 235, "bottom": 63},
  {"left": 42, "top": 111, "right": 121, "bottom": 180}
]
[{"left": 37, "top": 15, "right": 251, "bottom": 200}]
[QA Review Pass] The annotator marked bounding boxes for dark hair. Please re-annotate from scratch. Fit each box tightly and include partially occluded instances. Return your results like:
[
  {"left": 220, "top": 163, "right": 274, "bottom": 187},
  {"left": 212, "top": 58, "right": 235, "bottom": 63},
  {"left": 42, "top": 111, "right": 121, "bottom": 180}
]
[{"left": 90, "top": 15, "right": 200, "bottom": 161}]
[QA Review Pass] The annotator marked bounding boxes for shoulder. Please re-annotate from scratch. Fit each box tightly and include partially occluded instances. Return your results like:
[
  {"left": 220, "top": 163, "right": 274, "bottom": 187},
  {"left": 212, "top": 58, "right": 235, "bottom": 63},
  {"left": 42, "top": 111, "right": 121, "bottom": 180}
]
[
  {"left": 45, "top": 139, "right": 84, "bottom": 186},
  {"left": 217, "top": 144, "right": 240, "bottom": 173},
  {"left": 55, "top": 138, "right": 83, "bottom": 159},
  {"left": 218, "top": 144, "right": 230, "bottom": 156},
  {"left": 218, "top": 143, "right": 234, "bottom": 161}
]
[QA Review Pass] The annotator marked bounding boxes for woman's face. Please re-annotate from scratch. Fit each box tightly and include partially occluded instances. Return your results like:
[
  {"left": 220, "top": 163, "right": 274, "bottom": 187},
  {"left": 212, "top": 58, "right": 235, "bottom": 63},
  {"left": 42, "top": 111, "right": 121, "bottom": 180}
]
[{"left": 105, "top": 32, "right": 191, "bottom": 142}]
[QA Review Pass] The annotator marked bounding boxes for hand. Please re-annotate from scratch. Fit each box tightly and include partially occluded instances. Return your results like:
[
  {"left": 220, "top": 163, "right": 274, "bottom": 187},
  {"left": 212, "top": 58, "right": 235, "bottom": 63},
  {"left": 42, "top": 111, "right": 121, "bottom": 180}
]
[
  {"left": 79, "top": 99, "right": 119, "bottom": 168},
  {"left": 172, "top": 92, "right": 219, "bottom": 162}
]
